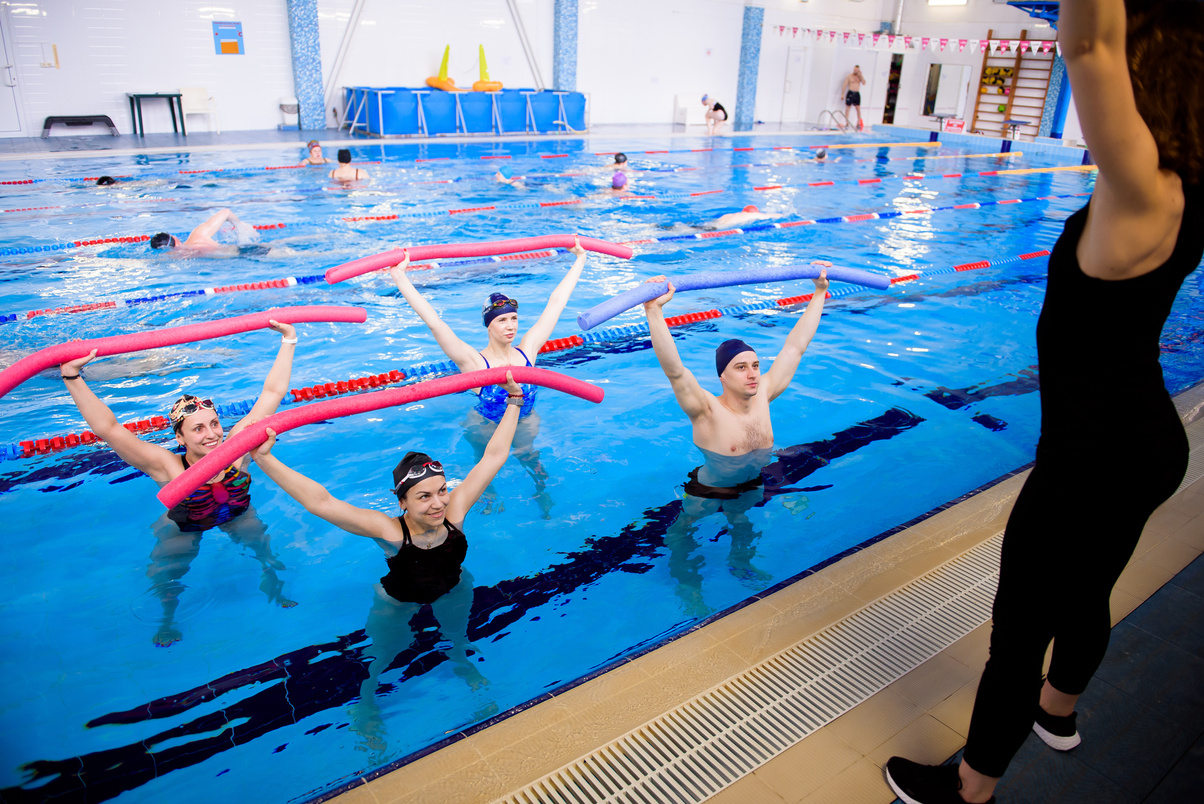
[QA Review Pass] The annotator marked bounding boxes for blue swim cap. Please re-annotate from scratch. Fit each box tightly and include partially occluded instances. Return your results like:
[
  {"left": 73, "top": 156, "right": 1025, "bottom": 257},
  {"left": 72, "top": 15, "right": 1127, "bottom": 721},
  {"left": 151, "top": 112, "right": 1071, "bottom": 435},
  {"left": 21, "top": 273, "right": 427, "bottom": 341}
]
[
  {"left": 497, "top": 166, "right": 510, "bottom": 179},
  {"left": 701, "top": 94, "right": 709, "bottom": 104},
  {"left": 482, "top": 292, "right": 518, "bottom": 327},
  {"left": 715, "top": 339, "right": 755, "bottom": 376}
]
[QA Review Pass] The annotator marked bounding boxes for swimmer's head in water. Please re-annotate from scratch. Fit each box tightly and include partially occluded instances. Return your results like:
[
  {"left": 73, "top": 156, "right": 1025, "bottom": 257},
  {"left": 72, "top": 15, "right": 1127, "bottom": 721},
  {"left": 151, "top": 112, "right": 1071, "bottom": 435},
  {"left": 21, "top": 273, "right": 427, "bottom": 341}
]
[
  {"left": 393, "top": 451, "right": 445, "bottom": 500},
  {"left": 169, "top": 395, "right": 217, "bottom": 434},
  {"left": 612, "top": 172, "right": 627, "bottom": 189},
  {"left": 150, "top": 232, "right": 175, "bottom": 249},
  {"left": 614, "top": 153, "right": 628, "bottom": 164},
  {"left": 715, "top": 338, "right": 756, "bottom": 376},
  {"left": 337, "top": 149, "right": 352, "bottom": 164},
  {"left": 815, "top": 148, "right": 827, "bottom": 160},
  {"left": 307, "top": 139, "right": 320, "bottom": 150},
  {"left": 1126, "top": 1, "right": 1204, "bottom": 183},
  {"left": 96, "top": 176, "right": 116, "bottom": 186},
  {"left": 482, "top": 292, "right": 518, "bottom": 327},
  {"left": 496, "top": 166, "right": 511, "bottom": 180},
  {"left": 742, "top": 205, "right": 759, "bottom": 214}
]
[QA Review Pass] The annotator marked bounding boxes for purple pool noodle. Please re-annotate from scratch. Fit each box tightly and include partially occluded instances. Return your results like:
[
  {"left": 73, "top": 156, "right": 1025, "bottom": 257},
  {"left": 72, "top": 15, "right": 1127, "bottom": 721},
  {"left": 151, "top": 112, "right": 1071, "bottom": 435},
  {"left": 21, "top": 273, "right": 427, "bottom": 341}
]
[{"left": 575, "top": 264, "right": 891, "bottom": 331}]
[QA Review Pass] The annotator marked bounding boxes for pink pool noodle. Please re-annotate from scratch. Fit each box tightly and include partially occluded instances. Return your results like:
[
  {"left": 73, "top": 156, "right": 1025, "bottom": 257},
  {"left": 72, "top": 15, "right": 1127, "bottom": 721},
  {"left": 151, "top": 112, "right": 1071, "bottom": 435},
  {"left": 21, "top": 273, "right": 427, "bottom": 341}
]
[
  {"left": 156, "top": 366, "right": 604, "bottom": 509},
  {"left": 325, "top": 235, "right": 634, "bottom": 284},
  {"left": 0, "top": 306, "right": 368, "bottom": 400}
]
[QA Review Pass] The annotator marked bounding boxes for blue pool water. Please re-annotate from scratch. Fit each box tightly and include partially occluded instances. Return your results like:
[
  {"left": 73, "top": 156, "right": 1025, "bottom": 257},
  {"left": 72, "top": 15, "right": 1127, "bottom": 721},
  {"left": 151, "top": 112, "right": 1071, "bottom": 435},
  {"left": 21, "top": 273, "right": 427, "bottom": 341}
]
[{"left": 1, "top": 134, "right": 1202, "bottom": 803}]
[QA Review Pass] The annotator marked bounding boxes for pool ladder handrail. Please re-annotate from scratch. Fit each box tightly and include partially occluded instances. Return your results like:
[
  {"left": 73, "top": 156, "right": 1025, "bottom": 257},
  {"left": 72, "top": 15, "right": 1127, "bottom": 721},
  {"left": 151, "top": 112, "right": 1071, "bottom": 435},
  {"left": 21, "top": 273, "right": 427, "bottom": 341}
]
[{"left": 816, "top": 109, "right": 851, "bottom": 132}]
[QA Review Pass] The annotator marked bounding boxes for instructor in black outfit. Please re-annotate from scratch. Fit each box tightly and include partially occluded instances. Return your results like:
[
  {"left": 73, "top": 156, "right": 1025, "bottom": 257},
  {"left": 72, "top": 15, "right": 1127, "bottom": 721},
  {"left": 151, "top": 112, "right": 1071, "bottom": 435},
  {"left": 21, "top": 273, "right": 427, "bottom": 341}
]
[{"left": 885, "top": 1, "right": 1204, "bottom": 802}]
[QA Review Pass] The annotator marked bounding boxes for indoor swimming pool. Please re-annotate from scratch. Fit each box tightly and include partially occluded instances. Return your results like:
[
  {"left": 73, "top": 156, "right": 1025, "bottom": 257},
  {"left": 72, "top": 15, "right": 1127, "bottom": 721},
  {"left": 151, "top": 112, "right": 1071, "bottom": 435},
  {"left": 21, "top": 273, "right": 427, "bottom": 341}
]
[{"left": 2, "top": 132, "right": 1202, "bottom": 804}]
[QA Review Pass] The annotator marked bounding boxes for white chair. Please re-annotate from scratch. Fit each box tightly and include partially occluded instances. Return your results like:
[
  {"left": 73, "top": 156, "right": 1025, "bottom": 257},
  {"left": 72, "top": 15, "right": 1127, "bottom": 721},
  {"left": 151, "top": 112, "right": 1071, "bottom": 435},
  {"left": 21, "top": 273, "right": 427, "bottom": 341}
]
[{"left": 180, "top": 87, "right": 219, "bottom": 133}]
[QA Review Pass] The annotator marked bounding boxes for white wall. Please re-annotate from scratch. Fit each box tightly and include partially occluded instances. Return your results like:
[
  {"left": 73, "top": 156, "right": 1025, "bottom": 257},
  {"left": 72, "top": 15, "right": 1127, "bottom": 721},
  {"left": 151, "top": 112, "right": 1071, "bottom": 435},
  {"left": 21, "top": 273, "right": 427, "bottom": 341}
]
[
  {"left": 318, "top": 0, "right": 554, "bottom": 126},
  {"left": 577, "top": 0, "right": 746, "bottom": 125},
  {"left": 2, "top": 0, "right": 296, "bottom": 137}
]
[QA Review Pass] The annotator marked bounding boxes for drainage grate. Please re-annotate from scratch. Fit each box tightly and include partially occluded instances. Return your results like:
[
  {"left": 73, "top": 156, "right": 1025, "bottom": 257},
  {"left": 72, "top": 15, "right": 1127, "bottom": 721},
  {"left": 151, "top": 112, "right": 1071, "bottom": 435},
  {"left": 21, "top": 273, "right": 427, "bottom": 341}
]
[
  {"left": 496, "top": 536, "right": 1004, "bottom": 804},
  {"left": 1174, "top": 418, "right": 1204, "bottom": 496}
]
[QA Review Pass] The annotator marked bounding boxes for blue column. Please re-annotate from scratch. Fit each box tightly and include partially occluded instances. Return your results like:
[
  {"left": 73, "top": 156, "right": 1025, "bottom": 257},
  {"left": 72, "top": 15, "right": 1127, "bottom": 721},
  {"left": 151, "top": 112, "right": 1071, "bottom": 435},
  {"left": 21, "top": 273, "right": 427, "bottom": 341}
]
[
  {"left": 734, "top": 4, "right": 764, "bottom": 132},
  {"left": 553, "top": 0, "right": 578, "bottom": 91},
  {"left": 1039, "top": 54, "right": 1070, "bottom": 139},
  {"left": 286, "top": 0, "right": 325, "bottom": 130}
]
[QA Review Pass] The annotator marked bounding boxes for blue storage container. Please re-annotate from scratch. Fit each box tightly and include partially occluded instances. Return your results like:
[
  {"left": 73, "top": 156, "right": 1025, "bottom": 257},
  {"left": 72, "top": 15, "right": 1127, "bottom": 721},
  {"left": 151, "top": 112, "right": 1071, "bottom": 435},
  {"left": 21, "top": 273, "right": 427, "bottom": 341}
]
[{"left": 457, "top": 93, "right": 495, "bottom": 134}]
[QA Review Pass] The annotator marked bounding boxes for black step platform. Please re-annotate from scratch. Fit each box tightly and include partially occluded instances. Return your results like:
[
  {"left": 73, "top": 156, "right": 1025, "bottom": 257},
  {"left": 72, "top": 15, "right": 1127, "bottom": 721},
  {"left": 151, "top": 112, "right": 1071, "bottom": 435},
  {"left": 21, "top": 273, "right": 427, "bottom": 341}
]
[{"left": 42, "top": 115, "right": 120, "bottom": 138}]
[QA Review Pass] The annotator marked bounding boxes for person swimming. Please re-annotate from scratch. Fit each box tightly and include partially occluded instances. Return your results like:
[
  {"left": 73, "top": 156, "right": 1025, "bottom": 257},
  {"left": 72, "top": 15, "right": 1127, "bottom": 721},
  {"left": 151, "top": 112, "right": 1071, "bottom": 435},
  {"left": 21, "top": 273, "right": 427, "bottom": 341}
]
[
  {"left": 299, "top": 139, "right": 329, "bottom": 165},
  {"left": 149, "top": 208, "right": 261, "bottom": 256},
  {"left": 329, "top": 148, "right": 369, "bottom": 182},
  {"left": 706, "top": 205, "right": 777, "bottom": 230},
  {"left": 96, "top": 175, "right": 117, "bottom": 186},
  {"left": 494, "top": 165, "right": 524, "bottom": 187},
  {"left": 58, "top": 321, "right": 302, "bottom": 643}
]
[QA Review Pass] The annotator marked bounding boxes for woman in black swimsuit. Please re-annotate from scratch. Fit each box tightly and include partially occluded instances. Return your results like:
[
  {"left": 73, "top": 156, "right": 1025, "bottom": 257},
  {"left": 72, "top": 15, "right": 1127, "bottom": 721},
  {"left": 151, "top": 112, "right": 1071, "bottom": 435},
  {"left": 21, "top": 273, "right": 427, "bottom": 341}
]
[
  {"left": 886, "top": 2, "right": 1204, "bottom": 802},
  {"left": 251, "top": 372, "right": 524, "bottom": 745}
]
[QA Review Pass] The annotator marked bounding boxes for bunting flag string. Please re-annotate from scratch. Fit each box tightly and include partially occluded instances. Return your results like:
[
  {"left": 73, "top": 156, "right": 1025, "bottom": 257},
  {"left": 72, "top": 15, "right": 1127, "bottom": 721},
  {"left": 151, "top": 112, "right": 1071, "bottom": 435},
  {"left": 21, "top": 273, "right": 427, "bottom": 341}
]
[{"left": 767, "top": 25, "right": 1056, "bottom": 57}]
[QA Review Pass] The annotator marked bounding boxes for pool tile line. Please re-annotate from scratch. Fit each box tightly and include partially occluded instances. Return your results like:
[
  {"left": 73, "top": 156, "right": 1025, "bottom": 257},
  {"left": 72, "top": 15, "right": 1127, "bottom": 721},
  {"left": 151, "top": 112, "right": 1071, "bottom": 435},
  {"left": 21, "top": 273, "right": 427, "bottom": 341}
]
[{"left": 0, "top": 249, "right": 1052, "bottom": 462}]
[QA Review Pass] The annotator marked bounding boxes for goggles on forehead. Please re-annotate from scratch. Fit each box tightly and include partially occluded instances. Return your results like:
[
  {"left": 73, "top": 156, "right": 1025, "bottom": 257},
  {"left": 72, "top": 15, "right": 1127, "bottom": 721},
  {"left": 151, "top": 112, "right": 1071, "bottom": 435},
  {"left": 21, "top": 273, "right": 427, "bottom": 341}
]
[
  {"left": 393, "top": 460, "right": 444, "bottom": 491},
  {"left": 170, "top": 397, "right": 216, "bottom": 424},
  {"left": 482, "top": 297, "right": 518, "bottom": 313}
]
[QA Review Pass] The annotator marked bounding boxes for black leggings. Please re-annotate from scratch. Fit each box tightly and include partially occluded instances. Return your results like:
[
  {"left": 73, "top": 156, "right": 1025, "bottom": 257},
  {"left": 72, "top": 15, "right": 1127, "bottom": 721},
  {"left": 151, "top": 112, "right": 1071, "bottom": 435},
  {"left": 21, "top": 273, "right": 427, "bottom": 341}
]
[{"left": 962, "top": 434, "right": 1187, "bottom": 778}]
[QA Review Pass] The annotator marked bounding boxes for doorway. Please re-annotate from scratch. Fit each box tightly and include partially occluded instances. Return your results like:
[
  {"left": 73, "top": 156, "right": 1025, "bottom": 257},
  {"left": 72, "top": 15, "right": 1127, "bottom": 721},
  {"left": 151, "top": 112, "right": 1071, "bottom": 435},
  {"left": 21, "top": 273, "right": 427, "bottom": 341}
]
[{"left": 883, "top": 54, "right": 904, "bottom": 124}]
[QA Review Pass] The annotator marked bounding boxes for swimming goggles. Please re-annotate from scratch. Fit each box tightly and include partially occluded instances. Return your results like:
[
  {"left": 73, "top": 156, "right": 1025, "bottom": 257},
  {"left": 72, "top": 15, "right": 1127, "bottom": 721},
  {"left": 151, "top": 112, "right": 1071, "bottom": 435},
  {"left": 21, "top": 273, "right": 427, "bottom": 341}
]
[
  {"left": 394, "top": 460, "right": 444, "bottom": 491},
  {"left": 169, "top": 397, "right": 216, "bottom": 424},
  {"left": 482, "top": 297, "right": 518, "bottom": 313}
]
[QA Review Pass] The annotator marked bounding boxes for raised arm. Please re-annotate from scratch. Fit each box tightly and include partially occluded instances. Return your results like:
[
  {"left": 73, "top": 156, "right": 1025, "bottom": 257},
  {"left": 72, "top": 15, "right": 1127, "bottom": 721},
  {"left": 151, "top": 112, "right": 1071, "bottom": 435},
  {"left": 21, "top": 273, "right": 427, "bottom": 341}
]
[
  {"left": 253, "top": 428, "right": 398, "bottom": 539},
  {"left": 642, "top": 279, "right": 712, "bottom": 419},
  {"left": 520, "top": 236, "right": 587, "bottom": 357},
  {"left": 764, "top": 266, "right": 828, "bottom": 401},
  {"left": 190, "top": 208, "right": 241, "bottom": 241},
  {"left": 58, "top": 350, "right": 181, "bottom": 484},
  {"left": 390, "top": 253, "right": 484, "bottom": 372},
  {"left": 445, "top": 372, "right": 522, "bottom": 523},
  {"left": 1060, "top": 0, "right": 1185, "bottom": 278},
  {"left": 230, "top": 320, "right": 297, "bottom": 446}
]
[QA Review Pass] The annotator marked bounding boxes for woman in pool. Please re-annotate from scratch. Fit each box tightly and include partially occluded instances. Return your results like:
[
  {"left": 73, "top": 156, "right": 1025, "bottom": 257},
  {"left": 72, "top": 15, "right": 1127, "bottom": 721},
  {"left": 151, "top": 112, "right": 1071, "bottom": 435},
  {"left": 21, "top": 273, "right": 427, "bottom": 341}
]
[
  {"left": 886, "top": 2, "right": 1204, "bottom": 802},
  {"left": 389, "top": 237, "right": 588, "bottom": 515},
  {"left": 57, "top": 321, "right": 302, "bottom": 645},
  {"left": 299, "top": 139, "right": 329, "bottom": 165},
  {"left": 250, "top": 372, "right": 524, "bottom": 744}
]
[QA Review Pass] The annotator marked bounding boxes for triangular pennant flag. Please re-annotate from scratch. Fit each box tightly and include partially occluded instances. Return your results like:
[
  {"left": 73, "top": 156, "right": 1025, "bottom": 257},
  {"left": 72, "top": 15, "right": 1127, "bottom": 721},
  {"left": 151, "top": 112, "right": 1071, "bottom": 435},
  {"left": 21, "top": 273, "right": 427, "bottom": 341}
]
[
  {"left": 990, "top": 39, "right": 1001, "bottom": 52},
  {"left": 816, "top": 29, "right": 823, "bottom": 39},
  {"left": 888, "top": 35, "right": 896, "bottom": 47},
  {"left": 778, "top": 25, "right": 784, "bottom": 35},
  {"left": 873, "top": 33, "right": 881, "bottom": 46},
  {"left": 904, "top": 36, "right": 913, "bottom": 48},
  {"left": 792, "top": 27, "right": 798, "bottom": 38},
  {"left": 921, "top": 37, "right": 930, "bottom": 50},
  {"left": 843, "top": 31, "right": 850, "bottom": 44},
  {"left": 1041, "top": 40, "right": 1053, "bottom": 53},
  {"left": 980, "top": 39, "right": 990, "bottom": 52},
  {"left": 829, "top": 31, "right": 836, "bottom": 42},
  {"left": 1020, "top": 40, "right": 1030, "bottom": 53},
  {"left": 939, "top": 38, "right": 948, "bottom": 51},
  {"left": 858, "top": 33, "right": 865, "bottom": 46},
  {"left": 959, "top": 39, "right": 967, "bottom": 53}
]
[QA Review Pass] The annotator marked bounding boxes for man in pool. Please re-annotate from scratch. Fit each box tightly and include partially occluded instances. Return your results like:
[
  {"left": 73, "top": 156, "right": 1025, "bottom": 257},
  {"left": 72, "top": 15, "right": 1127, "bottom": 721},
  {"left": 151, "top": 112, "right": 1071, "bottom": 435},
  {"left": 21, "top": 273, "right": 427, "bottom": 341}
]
[
  {"left": 149, "top": 208, "right": 261, "bottom": 255},
  {"left": 299, "top": 139, "right": 329, "bottom": 165},
  {"left": 644, "top": 266, "right": 830, "bottom": 613},
  {"left": 706, "top": 205, "right": 778, "bottom": 230}
]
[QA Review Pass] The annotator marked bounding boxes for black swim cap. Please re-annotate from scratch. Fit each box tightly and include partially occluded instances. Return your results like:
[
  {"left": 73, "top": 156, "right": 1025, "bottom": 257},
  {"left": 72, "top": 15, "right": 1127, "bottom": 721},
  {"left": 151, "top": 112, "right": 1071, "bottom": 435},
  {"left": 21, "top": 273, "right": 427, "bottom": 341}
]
[
  {"left": 150, "top": 232, "right": 174, "bottom": 249},
  {"left": 337, "top": 149, "right": 352, "bottom": 164},
  {"left": 96, "top": 176, "right": 116, "bottom": 186},
  {"left": 715, "top": 338, "right": 756, "bottom": 376},
  {"left": 392, "top": 451, "right": 445, "bottom": 500},
  {"left": 615, "top": 153, "right": 628, "bottom": 164}
]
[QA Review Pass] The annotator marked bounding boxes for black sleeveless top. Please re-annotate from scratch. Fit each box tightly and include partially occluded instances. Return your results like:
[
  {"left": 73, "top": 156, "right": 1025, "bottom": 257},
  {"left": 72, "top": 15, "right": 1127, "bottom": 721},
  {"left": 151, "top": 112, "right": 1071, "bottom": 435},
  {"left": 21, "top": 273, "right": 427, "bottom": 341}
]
[
  {"left": 1037, "top": 185, "right": 1203, "bottom": 456},
  {"left": 380, "top": 517, "right": 468, "bottom": 604}
]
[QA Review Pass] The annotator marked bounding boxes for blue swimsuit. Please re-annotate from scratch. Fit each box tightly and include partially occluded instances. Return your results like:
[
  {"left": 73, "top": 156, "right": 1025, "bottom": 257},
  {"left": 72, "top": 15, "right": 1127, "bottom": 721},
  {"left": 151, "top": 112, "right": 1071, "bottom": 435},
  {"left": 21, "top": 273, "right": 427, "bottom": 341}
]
[{"left": 474, "top": 348, "right": 537, "bottom": 422}]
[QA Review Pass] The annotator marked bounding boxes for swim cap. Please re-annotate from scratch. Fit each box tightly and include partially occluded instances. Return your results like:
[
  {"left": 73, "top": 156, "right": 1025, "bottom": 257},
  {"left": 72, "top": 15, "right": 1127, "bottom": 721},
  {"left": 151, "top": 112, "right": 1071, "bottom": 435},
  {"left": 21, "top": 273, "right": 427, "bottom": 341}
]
[
  {"left": 169, "top": 395, "right": 216, "bottom": 432},
  {"left": 815, "top": 148, "right": 827, "bottom": 159},
  {"left": 614, "top": 153, "right": 628, "bottom": 164},
  {"left": 742, "top": 205, "right": 759, "bottom": 214},
  {"left": 482, "top": 292, "right": 518, "bottom": 327},
  {"left": 337, "top": 149, "right": 352, "bottom": 163},
  {"left": 701, "top": 94, "right": 710, "bottom": 104},
  {"left": 496, "top": 166, "right": 510, "bottom": 179},
  {"left": 715, "top": 339, "right": 756, "bottom": 376},
  {"left": 96, "top": 175, "right": 116, "bottom": 186},
  {"left": 392, "top": 451, "right": 445, "bottom": 500},
  {"left": 612, "top": 172, "right": 627, "bottom": 189},
  {"left": 150, "top": 232, "right": 174, "bottom": 249},
  {"left": 307, "top": 140, "right": 320, "bottom": 149}
]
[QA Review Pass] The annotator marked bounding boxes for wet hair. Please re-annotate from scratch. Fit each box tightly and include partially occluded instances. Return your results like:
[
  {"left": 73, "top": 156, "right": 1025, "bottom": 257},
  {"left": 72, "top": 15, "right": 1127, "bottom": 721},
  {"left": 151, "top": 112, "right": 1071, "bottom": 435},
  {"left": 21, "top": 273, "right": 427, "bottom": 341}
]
[
  {"left": 337, "top": 148, "right": 352, "bottom": 164},
  {"left": 150, "top": 232, "right": 174, "bottom": 249},
  {"left": 1125, "top": 0, "right": 1204, "bottom": 183},
  {"left": 612, "top": 171, "right": 627, "bottom": 190},
  {"left": 614, "top": 153, "right": 628, "bottom": 164},
  {"left": 96, "top": 175, "right": 116, "bottom": 186}
]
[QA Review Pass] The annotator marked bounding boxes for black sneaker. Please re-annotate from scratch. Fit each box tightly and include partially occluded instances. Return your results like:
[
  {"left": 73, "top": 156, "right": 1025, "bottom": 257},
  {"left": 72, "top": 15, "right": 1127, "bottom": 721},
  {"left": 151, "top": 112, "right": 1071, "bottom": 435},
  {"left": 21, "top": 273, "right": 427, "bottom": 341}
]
[
  {"left": 884, "top": 757, "right": 996, "bottom": 804},
  {"left": 1033, "top": 706, "right": 1081, "bottom": 751}
]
